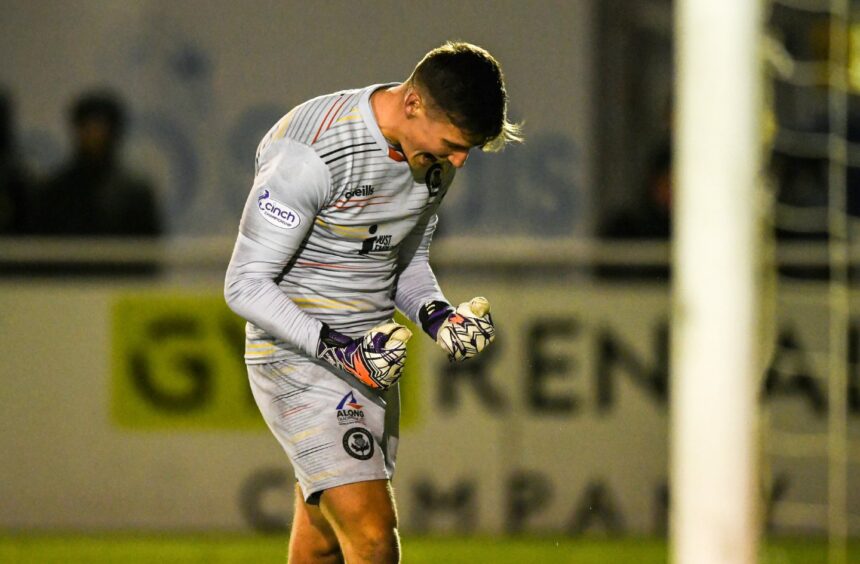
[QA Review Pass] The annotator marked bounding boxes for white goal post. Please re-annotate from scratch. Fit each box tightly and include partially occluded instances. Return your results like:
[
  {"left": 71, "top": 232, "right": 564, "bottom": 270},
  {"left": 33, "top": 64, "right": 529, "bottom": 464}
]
[{"left": 671, "top": 1, "right": 763, "bottom": 563}]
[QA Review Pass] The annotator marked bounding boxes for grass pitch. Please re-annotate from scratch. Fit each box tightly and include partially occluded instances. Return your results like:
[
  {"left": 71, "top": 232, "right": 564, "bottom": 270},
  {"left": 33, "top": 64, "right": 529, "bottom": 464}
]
[{"left": 0, "top": 534, "right": 854, "bottom": 563}]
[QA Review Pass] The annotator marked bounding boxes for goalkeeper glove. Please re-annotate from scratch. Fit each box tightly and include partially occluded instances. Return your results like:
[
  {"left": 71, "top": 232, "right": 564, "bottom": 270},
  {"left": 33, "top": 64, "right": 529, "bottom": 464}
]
[
  {"left": 419, "top": 297, "right": 495, "bottom": 361},
  {"left": 316, "top": 322, "right": 412, "bottom": 390}
]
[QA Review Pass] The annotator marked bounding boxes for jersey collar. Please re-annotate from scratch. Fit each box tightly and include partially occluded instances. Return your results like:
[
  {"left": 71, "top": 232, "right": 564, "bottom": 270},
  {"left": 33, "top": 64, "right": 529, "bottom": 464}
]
[{"left": 359, "top": 83, "right": 408, "bottom": 163}]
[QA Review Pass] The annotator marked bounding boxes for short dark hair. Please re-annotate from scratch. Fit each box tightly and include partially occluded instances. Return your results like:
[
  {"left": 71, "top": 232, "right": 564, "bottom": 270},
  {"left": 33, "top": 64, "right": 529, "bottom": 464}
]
[{"left": 410, "top": 41, "right": 522, "bottom": 151}]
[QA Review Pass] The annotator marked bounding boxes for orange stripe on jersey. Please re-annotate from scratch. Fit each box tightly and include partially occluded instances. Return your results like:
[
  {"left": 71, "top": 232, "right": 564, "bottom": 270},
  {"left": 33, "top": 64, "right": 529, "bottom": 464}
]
[
  {"left": 296, "top": 261, "right": 366, "bottom": 270},
  {"left": 312, "top": 96, "right": 344, "bottom": 144},
  {"left": 332, "top": 200, "right": 392, "bottom": 210},
  {"left": 313, "top": 95, "right": 351, "bottom": 144},
  {"left": 332, "top": 195, "right": 381, "bottom": 205},
  {"left": 330, "top": 195, "right": 392, "bottom": 209},
  {"left": 325, "top": 96, "right": 351, "bottom": 132}
]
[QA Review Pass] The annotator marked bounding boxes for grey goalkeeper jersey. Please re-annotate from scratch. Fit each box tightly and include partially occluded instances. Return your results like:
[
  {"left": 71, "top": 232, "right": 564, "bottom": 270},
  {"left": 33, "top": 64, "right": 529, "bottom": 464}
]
[{"left": 225, "top": 84, "right": 453, "bottom": 364}]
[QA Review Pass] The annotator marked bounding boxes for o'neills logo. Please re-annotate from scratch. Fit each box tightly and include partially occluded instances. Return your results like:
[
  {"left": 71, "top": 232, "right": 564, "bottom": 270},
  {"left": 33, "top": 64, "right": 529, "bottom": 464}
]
[
  {"left": 257, "top": 188, "right": 301, "bottom": 229},
  {"left": 344, "top": 185, "right": 374, "bottom": 200}
]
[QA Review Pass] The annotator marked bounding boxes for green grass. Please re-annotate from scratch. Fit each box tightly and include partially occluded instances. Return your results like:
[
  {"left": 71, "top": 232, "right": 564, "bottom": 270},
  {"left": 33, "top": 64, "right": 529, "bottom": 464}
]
[{"left": 0, "top": 534, "right": 855, "bottom": 563}]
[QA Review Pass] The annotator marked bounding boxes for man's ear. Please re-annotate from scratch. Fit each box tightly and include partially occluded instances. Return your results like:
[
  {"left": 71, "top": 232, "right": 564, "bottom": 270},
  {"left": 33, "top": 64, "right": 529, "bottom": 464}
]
[{"left": 404, "top": 87, "right": 423, "bottom": 119}]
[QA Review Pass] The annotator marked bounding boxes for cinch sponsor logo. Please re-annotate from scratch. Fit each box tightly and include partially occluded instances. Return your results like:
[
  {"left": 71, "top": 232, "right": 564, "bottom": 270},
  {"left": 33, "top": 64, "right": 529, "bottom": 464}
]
[
  {"left": 257, "top": 189, "right": 301, "bottom": 229},
  {"left": 336, "top": 391, "right": 365, "bottom": 425},
  {"left": 343, "top": 185, "right": 374, "bottom": 199}
]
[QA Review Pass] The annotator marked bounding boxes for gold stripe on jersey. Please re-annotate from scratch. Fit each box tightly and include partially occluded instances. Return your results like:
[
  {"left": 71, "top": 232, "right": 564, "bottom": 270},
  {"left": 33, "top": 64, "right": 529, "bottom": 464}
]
[
  {"left": 336, "top": 107, "right": 361, "bottom": 123},
  {"left": 274, "top": 107, "right": 300, "bottom": 141},
  {"left": 245, "top": 351, "right": 276, "bottom": 358},
  {"left": 314, "top": 218, "right": 368, "bottom": 238},
  {"left": 245, "top": 348, "right": 277, "bottom": 357},
  {"left": 247, "top": 342, "right": 277, "bottom": 349},
  {"left": 293, "top": 297, "right": 362, "bottom": 311}
]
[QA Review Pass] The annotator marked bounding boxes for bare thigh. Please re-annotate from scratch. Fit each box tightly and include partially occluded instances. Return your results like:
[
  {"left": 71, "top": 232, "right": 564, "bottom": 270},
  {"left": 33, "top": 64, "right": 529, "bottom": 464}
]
[
  {"left": 288, "top": 483, "right": 343, "bottom": 564},
  {"left": 319, "top": 479, "right": 400, "bottom": 564}
]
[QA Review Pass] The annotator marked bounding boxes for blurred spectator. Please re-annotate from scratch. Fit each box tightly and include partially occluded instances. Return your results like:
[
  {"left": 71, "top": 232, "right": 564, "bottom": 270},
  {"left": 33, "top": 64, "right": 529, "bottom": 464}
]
[
  {"left": 594, "top": 130, "right": 672, "bottom": 281},
  {"left": 0, "top": 90, "right": 34, "bottom": 235},
  {"left": 599, "top": 138, "right": 672, "bottom": 240},
  {"left": 33, "top": 90, "right": 161, "bottom": 237},
  {"left": 770, "top": 153, "right": 828, "bottom": 241}
]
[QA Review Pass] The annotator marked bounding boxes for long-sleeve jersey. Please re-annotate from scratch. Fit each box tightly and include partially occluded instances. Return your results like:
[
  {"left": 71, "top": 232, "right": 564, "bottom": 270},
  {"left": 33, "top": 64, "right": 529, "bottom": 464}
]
[{"left": 225, "top": 84, "right": 453, "bottom": 364}]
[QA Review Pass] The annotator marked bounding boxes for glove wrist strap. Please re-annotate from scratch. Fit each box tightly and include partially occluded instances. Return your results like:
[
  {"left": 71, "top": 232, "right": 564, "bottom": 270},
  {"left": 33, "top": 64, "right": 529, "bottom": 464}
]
[
  {"left": 317, "top": 323, "right": 352, "bottom": 356},
  {"left": 419, "top": 300, "right": 455, "bottom": 340}
]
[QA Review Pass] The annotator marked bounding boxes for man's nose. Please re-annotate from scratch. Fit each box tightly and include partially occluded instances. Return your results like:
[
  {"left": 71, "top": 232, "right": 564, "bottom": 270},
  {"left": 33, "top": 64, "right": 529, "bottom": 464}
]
[{"left": 448, "top": 151, "right": 469, "bottom": 168}]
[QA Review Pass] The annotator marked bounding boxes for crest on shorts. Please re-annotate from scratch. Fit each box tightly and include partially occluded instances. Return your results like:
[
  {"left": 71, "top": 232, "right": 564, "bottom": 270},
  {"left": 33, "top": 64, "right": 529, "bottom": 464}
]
[{"left": 343, "top": 428, "right": 374, "bottom": 460}]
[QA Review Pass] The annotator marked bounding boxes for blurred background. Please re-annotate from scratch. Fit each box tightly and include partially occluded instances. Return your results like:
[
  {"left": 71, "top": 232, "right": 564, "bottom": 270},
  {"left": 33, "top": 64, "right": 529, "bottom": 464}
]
[{"left": 0, "top": 0, "right": 858, "bottom": 561}]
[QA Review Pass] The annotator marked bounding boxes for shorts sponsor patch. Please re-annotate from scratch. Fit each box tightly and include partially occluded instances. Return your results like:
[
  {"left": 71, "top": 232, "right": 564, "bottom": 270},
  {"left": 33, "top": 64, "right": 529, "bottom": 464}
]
[
  {"left": 336, "top": 391, "right": 365, "bottom": 426},
  {"left": 257, "top": 188, "right": 301, "bottom": 229},
  {"left": 343, "top": 427, "right": 374, "bottom": 460}
]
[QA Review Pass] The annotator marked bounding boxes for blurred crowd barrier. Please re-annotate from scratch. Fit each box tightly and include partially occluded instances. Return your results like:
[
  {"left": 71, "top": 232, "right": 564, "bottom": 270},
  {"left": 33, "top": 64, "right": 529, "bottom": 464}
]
[{"left": 0, "top": 238, "right": 856, "bottom": 536}]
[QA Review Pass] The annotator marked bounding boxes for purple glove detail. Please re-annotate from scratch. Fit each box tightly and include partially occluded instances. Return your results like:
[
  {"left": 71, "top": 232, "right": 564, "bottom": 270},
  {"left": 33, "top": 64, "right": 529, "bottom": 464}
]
[
  {"left": 418, "top": 300, "right": 455, "bottom": 340},
  {"left": 316, "top": 323, "right": 408, "bottom": 390}
]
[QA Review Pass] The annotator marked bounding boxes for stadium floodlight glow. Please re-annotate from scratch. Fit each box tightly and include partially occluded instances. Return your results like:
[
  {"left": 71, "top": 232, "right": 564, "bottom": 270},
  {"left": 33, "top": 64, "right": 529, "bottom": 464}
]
[{"left": 671, "top": 1, "right": 762, "bottom": 563}]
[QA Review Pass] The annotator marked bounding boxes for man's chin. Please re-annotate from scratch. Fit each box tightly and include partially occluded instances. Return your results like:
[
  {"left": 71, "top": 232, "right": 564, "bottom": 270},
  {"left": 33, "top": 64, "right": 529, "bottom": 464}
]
[{"left": 407, "top": 152, "right": 436, "bottom": 169}]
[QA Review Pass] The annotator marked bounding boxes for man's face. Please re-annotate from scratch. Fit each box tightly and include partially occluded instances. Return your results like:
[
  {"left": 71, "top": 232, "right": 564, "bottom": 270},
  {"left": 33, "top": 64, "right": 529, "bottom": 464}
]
[
  {"left": 75, "top": 117, "right": 115, "bottom": 161},
  {"left": 399, "top": 91, "right": 475, "bottom": 171}
]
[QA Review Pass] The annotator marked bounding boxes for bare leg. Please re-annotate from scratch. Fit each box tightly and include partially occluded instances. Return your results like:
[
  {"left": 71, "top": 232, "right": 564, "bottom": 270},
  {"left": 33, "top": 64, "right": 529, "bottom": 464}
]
[
  {"left": 288, "top": 483, "right": 343, "bottom": 564},
  {"left": 319, "top": 479, "right": 400, "bottom": 564}
]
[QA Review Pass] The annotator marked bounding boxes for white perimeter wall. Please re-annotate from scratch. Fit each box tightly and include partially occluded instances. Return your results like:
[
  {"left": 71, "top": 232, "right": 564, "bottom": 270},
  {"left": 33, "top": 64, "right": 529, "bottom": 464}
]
[{"left": 0, "top": 271, "right": 856, "bottom": 535}]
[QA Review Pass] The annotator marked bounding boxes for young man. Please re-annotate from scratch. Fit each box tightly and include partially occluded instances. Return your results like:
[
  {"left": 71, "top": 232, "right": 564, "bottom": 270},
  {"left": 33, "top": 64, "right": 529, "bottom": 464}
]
[{"left": 225, "top": 41, "right": 521, "bottom": 563}]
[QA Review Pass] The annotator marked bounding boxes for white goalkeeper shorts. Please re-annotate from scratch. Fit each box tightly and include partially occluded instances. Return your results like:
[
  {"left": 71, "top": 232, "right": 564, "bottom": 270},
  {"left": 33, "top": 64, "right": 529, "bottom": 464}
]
[{"left": 246, "top": 357, "right": 400, "bottom": 504}]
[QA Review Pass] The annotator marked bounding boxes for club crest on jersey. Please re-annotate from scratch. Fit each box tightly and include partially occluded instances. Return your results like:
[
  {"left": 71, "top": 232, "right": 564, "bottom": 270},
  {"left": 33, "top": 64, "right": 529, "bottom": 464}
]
[
  {"left": 425, "top": 164, "right": 444, "bottom": 197},
  {"left": 257, "top": 188, "right": 301, "bottom": 229},
  {"left": 336, "top": 391, "right": 365, "bottom": 425}
]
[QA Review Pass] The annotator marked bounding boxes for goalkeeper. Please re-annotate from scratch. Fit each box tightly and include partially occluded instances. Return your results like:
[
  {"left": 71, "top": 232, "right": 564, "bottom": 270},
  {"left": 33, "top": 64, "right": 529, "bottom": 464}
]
[{"left": 224, "top": 41, "right": 521, "bottom": 564}]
